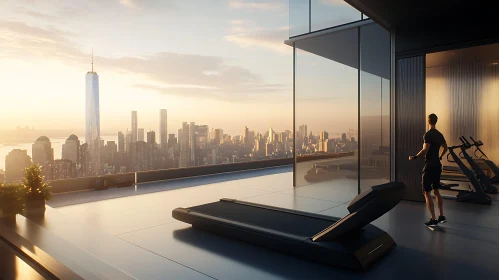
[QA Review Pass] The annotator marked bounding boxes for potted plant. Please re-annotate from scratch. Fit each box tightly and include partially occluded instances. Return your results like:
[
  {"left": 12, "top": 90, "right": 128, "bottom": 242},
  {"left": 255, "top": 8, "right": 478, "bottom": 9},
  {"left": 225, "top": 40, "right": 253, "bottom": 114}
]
[
  {"left": 23, "top": 164, "right": 52, "bottom": 217},
  {"left": 0, "top": 183, "right": 26, "bottom": 224}
]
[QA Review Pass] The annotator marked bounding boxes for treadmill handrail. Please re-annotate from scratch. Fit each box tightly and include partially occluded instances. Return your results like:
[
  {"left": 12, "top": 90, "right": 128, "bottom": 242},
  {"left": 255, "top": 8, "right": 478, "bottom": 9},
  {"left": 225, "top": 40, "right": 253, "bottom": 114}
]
[
  {"left": 460, "top": 145, "right": 494, "bottom": 189},
  {"left": 447, "top": 144, "right": 486, "bottom": 194},
  {"left": 469, "top": 136, "right": 489, "bottom": 159}
]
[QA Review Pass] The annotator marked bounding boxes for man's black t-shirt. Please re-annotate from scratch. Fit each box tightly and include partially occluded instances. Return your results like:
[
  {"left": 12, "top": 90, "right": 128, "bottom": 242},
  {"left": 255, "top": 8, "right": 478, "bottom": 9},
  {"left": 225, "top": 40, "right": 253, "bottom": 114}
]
[{"left": 423, "top": 129, "right": 446, "bottom": 167}]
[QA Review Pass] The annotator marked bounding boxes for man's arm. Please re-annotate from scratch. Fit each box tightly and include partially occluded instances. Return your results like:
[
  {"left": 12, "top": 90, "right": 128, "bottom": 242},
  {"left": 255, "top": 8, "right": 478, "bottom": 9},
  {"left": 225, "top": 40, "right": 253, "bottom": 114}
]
[
  {"left": 439, "top": 143, "right": 448, "bottom": 160},
  {"left": 409, "top": 143, "right": 430, "bottom": 160}
]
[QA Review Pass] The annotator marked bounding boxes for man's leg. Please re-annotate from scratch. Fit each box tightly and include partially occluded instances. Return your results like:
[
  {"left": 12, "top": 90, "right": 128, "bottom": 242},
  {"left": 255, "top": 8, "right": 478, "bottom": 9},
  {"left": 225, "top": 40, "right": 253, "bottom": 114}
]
[
  {"left": 433, "top": 189, "right": 444, "bottom": 217},
  {"left": 433, "top": 167, "right": 446, "bottom": 222},
  {"left": 423, "top": 191, "right": 436, "bottom": 220},
  {"left": 422, "top": 167, "right": 437, "bottom": 221}
]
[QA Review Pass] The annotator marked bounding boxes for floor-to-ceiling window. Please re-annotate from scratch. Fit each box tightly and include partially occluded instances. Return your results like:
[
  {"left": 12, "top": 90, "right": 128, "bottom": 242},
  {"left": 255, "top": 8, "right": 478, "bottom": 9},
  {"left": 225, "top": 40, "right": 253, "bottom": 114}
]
[
  {"left": 293, "top": 22, "right": 391, "bottom": 199},
  {"left": 359, "top": 23, "right": 391, "bottom": 192},
  {"left": 294, "top": 27, "right": 359, "bottom": 202}
]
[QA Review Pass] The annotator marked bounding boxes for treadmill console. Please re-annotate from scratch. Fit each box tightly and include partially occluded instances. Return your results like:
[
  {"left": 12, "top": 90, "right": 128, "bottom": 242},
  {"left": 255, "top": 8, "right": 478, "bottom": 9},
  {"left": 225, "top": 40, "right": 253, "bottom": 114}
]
[{"left": 312, "top": 182, "right": 406, "bottom": 241}]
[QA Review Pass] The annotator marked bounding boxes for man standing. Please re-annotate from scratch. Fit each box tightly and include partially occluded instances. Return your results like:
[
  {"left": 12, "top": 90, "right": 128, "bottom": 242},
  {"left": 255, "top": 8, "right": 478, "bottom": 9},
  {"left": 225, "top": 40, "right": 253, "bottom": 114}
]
[{"left": 409, "top": 114, "right": 448, "bottom": 227}]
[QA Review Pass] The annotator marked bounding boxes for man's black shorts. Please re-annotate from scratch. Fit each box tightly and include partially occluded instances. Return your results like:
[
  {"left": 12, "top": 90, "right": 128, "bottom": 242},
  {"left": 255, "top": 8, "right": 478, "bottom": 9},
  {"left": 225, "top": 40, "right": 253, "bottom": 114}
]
[{"left": 422, "top": 165, "right": 442, "bottom": 192}]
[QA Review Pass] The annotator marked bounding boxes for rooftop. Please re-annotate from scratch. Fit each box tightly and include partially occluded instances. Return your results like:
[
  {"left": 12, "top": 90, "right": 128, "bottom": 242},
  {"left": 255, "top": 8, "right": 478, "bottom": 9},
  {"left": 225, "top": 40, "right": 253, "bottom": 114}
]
[{"left": 8, "top": 166, "right": 499, "bottom": 279}]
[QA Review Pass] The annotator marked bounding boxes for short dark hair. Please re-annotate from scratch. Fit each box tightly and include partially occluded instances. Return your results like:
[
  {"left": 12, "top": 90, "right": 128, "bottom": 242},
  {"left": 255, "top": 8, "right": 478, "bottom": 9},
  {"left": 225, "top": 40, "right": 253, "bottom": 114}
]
[{"left": 428, "top": 114, "right": 438, "bottom": 125}]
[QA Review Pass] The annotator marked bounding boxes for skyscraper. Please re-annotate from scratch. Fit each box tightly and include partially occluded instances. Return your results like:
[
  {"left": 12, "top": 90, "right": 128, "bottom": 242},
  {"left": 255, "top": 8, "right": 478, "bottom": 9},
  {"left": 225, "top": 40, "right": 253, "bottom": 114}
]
[
  {"left": 32, "top": 136, "right": 54, "bottom": 166},
  {"left": 168, "top": 134, "right": 177, "bottom": 149},
  {"left": 44, "top": 159, "right": 76, "bottom": 180},
  {"left": 319, "top": 131, "right": 329, "bottom": 152},
  {"left": 243, "top": 126, "right": 249, "bottom": 147},
  {"left": 5, "top": 149, "right": 32, "bottom": 182},
  {"left": 269, "top": 128, "right": 275, "bottom": 143},
  {"left": 62, "top": 134, "right": 80, "bottom": 165},
  {"left": 131, "top": 111, "right": 138, "bottom": 143},
  {"left": 118, "top": 131, "right": 125, "bottom": 153},
  {"left": 189, "top": 122, "right": 196, "bottom": 163},
  {"left": 138, "top": 128, "right": 145, "bottom": 142},
  {"left": 125, "top": 130, "right": 132, "bottom": 153},
  {"left": 86, "top": 53, "right": 101, "bottom": 175},
  {"left": 147, "top": 130, "right": 156, "bottom": 144},
  {"left": 160, "top": 109, "right": 168, "bottom": 152},
  {"left": 298, "top": 125, "right": 307, "bottom": 139},
  {"left": 179, "top": 122, "right": 189, "bottom": 168},
  {"left": 342, "top": 133, "right": 347, "bottom": 143},
  {"left": 196, "top": 125, "right": 209, "bottom": 149},
  {"left": 213, "top": 129, "right": 223, "bottom": 145}
]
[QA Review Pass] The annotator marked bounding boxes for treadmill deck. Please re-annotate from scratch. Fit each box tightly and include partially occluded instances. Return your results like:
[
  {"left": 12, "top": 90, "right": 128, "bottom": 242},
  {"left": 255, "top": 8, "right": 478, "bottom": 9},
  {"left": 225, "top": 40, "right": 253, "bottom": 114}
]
[{"left": 173, "top": 199, "right": 396, "bottom": 270}]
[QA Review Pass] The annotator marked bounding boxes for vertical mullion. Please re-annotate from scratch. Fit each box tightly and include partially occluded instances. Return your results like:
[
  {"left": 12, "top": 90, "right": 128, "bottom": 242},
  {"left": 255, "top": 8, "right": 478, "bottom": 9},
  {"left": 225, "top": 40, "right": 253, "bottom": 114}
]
[
  {"left": 390, "top": 31, "right": 396, "bottom": 182},
  {"left": 293, "top": 44, "right": 296, "bottom": 187},
  {"left": 309, "top": 0, "right": 311, "bottom": 33},
  {"left": 358, "top": 27, "right": 361, "bottom": 195}
]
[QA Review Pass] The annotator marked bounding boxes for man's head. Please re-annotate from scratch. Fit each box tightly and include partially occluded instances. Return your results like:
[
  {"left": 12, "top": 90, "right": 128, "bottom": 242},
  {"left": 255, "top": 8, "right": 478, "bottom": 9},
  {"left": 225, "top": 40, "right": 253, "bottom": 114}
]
[{"left": 428, "top": 114, "right": 438, "bottom": 126}]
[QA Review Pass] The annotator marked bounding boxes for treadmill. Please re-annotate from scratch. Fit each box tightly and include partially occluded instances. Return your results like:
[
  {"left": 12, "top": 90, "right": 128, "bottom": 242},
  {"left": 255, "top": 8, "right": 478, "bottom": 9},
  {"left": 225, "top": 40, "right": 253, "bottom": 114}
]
[
  {"left": 459, "top": 137, "right": 497, "bottom": 194},
  {"left": 442, "top": 137, "right": 499, "bottom": 185},
  {"left": 173, "top": 182, "right": 406, "bottom": 270},
  {"left": 468, "top": 136, "right": 499, "bottom": 183},
  {"left": 446, "top": 140, "right": 492, "bottom": 205}
]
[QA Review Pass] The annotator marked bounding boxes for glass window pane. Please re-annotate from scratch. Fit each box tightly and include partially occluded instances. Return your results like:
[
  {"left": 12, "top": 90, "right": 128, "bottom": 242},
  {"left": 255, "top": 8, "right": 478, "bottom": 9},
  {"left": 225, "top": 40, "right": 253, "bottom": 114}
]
[
  {"left": 311, "top": 0, "right": 361, "bottom": 32},
  {"left": 360, "top": 23, "right": 391, "bottom": 192},
  {"left": 290, "top": 0, "right": 310, "bottom": 37},
  {"left": 294, "top": 28, "right": 358, "bottom": 203}
]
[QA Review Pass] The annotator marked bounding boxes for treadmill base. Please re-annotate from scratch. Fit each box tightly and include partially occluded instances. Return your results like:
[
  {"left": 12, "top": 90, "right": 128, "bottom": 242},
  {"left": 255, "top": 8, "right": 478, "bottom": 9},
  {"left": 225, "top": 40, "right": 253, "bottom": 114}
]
[{"left": 173, "top": 200, "right": 396, "bottom": 270}]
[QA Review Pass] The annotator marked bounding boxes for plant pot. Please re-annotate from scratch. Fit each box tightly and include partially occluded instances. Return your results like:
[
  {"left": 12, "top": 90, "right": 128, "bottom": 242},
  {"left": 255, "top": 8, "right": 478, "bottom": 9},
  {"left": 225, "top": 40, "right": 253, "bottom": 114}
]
[
  {"left": 0, "top": 209, "right": 16, "bottom": 225},
  {"left": 25, "top": 196, "right": 46, "bottom": 217}
]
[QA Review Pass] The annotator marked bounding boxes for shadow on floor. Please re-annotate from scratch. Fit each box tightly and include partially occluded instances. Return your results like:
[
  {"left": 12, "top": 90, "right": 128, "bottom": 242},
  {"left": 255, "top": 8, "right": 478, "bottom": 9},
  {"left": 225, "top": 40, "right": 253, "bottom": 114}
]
[
  {"left": 49, "top": 166, "right": 292, "bottom": 208},
  {"left": 173, "top": 227, "right": 499, "bottom": 280}
]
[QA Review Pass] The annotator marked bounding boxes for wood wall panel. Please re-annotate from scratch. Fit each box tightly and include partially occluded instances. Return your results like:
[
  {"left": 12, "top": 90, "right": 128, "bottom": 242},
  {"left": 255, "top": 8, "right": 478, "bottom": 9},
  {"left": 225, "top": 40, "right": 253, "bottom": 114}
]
[{"left": 395, "top": 56, "right": 426, "bottom": 202}]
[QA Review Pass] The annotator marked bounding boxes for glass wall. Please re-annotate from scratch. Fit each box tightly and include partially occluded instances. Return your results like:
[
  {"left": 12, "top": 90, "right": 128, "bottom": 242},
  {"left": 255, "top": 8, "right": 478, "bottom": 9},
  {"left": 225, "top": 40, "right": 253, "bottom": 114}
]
[
  {"left": 290, "top": 0, "right": 310, "bottom": 37},
  {"left": 293, "top": 22, "right": 391, "bottom": 199},
  {"left": 289, "top": 0, "right": 366, "bottom": 38},
  {"left": 359, "top": 24, "right": 391, "bottom": 192},
  {"left": 426, "top": 43, "right": 499, "bottom": 166},
  {"left": 294, "top": 28, "right": 359, "bottom": 201},
  {"left": 311, "top": 0, "right": 361, "bottom": 32}
]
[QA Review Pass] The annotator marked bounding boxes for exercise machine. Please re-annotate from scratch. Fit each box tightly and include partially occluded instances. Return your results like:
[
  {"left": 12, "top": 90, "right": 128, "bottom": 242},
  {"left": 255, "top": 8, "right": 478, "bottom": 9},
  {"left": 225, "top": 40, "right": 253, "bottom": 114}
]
[
  {"left": 467, "top": 136, "right": 499, "bottom": 183},
  {"left": 458, "top": 137, "right": 497, "bottom": 194},
  {"left": 442, "top": 137, "right": 499, "bottom": 185},
  {"left": 446, "top": 141, "right": 492, "bottom": 204},
  {"left": 173, "top": 182, "right": 406, "bottom": 270}
]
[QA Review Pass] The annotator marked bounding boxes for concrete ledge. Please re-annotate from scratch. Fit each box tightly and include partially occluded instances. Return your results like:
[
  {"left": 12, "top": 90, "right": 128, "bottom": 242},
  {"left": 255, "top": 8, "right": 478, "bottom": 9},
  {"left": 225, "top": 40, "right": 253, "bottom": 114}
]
[
  {"left": 48, "top": 158, "right": 292, "bottom": 194},
  {"left": 136, "top": 158, "right": 292, "bottom": 183},
  {"left": 0, "top": 218, "right": 84, "bottom": 280}
]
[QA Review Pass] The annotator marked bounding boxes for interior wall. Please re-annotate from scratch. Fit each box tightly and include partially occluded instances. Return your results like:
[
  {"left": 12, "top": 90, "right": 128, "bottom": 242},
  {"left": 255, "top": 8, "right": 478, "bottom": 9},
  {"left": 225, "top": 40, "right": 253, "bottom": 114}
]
[
  {"left": 395, "top": 56, "right": 426, "bottom": 202},
  {"left": 426, "top": 49, "right": 499, "bottom": 164}
]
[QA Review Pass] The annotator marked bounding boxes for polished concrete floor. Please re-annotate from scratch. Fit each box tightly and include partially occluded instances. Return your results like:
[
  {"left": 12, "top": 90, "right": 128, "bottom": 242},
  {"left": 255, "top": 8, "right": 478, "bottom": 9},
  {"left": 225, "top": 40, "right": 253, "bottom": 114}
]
[{"left": 42, "top": 166, "right": 499, "bottom": 280}]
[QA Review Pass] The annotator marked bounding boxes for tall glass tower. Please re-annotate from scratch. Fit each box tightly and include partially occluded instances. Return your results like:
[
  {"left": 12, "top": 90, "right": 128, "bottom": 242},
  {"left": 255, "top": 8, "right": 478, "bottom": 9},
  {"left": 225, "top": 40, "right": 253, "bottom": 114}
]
[
  {"left": 85, "top": 53, "right": 101, "bottom": 175},
  {"left": 160, "top": 109, "right": 168, "bottom": 152}
]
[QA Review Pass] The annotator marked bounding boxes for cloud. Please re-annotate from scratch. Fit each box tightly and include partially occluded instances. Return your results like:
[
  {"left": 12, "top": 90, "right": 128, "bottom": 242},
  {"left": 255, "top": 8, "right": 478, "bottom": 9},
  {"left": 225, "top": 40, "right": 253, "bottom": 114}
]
[
  {"left": 119, "top": 0, "right": 137, "bottom": 9},
  {"left": 225, "top": 20, "right": 291, "bottom": 54},
  {"left": 0, "top": 20, "right": 289, "bottom": 102},
  {"left": 228, "top": 0, "right": 283, "bottom": 11}
]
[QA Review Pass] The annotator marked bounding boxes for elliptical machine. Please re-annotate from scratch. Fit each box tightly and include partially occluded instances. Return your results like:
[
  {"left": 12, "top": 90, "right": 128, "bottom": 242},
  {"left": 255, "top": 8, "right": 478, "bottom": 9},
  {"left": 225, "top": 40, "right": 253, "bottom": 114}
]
[
  {"left": 459, "top": 137, "right": 498, "bottom": 194},
  {"left": 447, "top": 140, "right": 492, "bottom": 205}
]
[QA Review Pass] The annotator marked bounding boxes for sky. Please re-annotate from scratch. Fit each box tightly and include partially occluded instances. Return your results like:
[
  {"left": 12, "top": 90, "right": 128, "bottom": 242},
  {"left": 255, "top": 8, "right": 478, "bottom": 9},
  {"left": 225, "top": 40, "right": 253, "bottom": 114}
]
[
  {"left": 0, "top": 0, "right": 365, "bottom": 138},
  {"left": 0, "top": 0, "right": 295, "bottom": 136}
]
